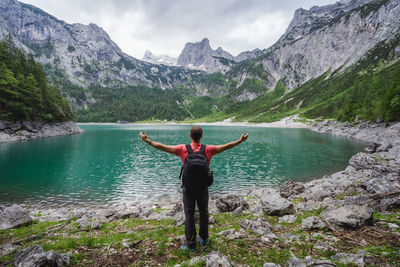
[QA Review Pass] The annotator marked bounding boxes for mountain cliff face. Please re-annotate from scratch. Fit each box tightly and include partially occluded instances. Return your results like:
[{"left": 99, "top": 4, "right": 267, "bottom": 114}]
[
  {"left": 177, "top": 38, "right": 235, "bottom": 73},
  {"left": 0, "top": 0, "right": 200, "bottom": 90},
  {"left": 228, "top": 0, "right": 400, "bottom": 91}
]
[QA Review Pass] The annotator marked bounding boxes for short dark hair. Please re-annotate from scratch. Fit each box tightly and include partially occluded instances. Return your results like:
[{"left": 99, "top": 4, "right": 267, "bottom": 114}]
[{"left": 190, "top": 126, "right": 203, "bottom": 141}]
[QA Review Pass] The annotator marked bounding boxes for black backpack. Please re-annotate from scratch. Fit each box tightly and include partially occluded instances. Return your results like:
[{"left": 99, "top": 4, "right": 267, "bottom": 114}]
[{"left": 179, "top": 144, "right": 213, "bottom": 194}]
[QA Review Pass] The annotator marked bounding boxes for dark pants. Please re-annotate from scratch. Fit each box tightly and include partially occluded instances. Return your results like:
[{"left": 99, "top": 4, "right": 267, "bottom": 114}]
[{"left": 183, "top": 189, "right": 209, "bottom": 249}]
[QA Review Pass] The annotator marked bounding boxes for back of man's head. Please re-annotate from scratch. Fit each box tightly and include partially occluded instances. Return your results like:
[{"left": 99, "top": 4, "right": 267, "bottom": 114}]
[{"left": 190, "top": 126, "right": 203, "bottom": 142}]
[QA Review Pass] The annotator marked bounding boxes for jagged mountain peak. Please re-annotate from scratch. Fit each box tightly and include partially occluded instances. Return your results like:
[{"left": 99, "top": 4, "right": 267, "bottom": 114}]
[
  {"left": 182, "top": 38, "right": 211, "bottom": 51},
  {"left": 281, "top": 0, "right": 375, "bottom": 43},
  {"left": 177, "top": 38, "right": 235, "bottom": 72},
  {"left": 199, "top": 37, "right": 210, "bottom": 46}
]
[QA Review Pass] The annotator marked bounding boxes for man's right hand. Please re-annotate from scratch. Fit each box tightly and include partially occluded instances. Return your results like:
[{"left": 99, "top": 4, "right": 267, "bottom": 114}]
[{"left": 140, "top": 132, "right": 149, "bottom": 143}]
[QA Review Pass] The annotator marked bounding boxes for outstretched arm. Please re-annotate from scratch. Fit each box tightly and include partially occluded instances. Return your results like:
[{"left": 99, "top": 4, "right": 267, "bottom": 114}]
[
  {"left": 140, "top": 132, "right": 175, "bottom": 154},
  {"left": 215, "top": 133, "right": 248, "bottom": 155}
]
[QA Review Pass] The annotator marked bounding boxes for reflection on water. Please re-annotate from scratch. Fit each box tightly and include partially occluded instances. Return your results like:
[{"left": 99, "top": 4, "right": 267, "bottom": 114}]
[{"left": 0, "top": 124, "right": 366, "bottom": 207}]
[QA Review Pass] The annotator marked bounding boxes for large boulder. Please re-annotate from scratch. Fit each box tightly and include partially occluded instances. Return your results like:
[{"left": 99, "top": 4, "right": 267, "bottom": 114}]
[
  {"left": 76, "top": 215, "right": 104, "bottom": 231},
  {"left": 301, "top": 216, "right": 327, "bottom": 230},
  {"left": 0, "top": 204, "right": 32, "bottom": 230},
  {"left": 174, "top": 211, "right": 185, "bottom": 226},
  {"left": 364, "top": 143, "right": 380, "bottom": 153},
  {"left": 0, "top": 243, "right": 20, "bottom": 256},
  {"left": 215, "top": 194, "right": 249, "bottom": 213},
  {"left": 331, "top": 250, "right": 376, "bottom": 266},
  {"left": 189, "top": 251, "right": 236, "bottom": 266},
  {"left": 45, "top": 250, "right": 71, "bottom": 266},
  {"left": 377, "top": 196, "right": 400, "bottom": 211},
  {"left": 216, "top": 228, "right": 236, "bottom": 237},
  {"left": 109, "top": 207, "right": 141, "bottom": 221},
  {"left": 13, "top": 245, "right": 70, "bottom": 267},
  {"left": 240, "top": 218, "right": 275, "bottom": 238},
  {"left": 279, "top": 215, "right": 297, "bottom": 224},
  {"left": 13, "top": 246, "right": 48, "bottom": 267},
  {"left": 166, "top": 203, "right": 183, "bottom": 216},
  {"left": 313, "top": 240, "right": 334, "bottom": 252},
  {"left": 260, "top": 190, "right": 294, "bottom": 216},
  {"left": 279, "top": 180, "right": 305, "bottom": 198},
  {"left": 322, "top": 205, "right": 373, "bottom": 229},
  {"left": 362, "top": 176, "right": 400, "bottom": 195}
]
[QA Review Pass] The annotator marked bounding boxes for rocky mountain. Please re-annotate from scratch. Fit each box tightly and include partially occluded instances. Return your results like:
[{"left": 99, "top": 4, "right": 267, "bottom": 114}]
[
  {"left": 1, "top": 0, "right": 399, "bottom": 123},
  {"left": 180, "top": 0, "right": 400, "bottom": 123},
  {"left": 177, "top": 38, "right": 236, "bottom": 73},
  {"left": 142, "top": 50, "right": 177, "bottom": 66},
  {"left": 176, "top": 38, "right": 265, "bottom": 73},
  {"left": 228, "top": 0, "right": 400, "bottom": 92},
  {"left": 0, "top": 0, "right": 201, "bottom": 90}
]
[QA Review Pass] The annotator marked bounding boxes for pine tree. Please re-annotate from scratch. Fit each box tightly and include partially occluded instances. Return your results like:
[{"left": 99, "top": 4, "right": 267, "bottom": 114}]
[{"left": 0, "top": 38, "right": 72, "bottom": 121}]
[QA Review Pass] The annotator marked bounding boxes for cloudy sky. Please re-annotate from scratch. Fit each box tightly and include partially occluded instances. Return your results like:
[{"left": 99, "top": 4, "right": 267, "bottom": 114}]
[{"left": 22, "top": 0, "right": 338, "bottom": 59}]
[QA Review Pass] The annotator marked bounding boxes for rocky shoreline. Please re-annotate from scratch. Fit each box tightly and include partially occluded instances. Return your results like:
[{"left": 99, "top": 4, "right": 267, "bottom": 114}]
[
  {"left": 1, "top": 121, "right": 399, "bottom": 266},
  {"left": 0, "top": 121, "right": 84, "bottom": 143}
]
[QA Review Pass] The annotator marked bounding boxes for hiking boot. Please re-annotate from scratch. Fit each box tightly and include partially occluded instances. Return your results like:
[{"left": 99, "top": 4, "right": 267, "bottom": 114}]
[
  {"left": 180, "top": 245, "right": 196, "bottom": 252},
  {"left": 200, "top": 238, "right": 209, "bottom": 247}
]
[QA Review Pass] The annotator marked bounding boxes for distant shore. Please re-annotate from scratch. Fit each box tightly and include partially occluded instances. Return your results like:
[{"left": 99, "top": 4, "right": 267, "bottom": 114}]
[{"left": 77, "top": 115, "right": 310, "bottom": 129}]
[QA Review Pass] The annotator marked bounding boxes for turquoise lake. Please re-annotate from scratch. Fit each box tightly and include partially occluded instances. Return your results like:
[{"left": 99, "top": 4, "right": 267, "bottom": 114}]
[{"left": 0, "top": 124, "right": 366, "bottom": 207}]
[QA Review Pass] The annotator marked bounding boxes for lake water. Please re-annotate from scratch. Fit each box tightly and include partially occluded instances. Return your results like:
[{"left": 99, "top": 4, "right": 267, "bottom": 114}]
[{"left": 0, "top": 124, "right": 366, "bottom": 207}]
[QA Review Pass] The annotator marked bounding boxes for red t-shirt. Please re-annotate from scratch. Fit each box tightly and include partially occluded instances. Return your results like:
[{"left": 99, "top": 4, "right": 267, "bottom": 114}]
[{"left": 174, "top": 143, "right": 218, "bottom": 165}]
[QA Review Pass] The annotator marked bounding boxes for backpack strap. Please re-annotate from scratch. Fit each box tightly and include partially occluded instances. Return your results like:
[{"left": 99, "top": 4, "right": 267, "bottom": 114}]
[
  {"left": 199, "top": 144, "right": 206, "bottom": 155},
  {"left": 186, "top": 144, "right": 193, "bottom": 154},
  {"left": 178, "top": 166, "right": 183, "bottom": 180}
]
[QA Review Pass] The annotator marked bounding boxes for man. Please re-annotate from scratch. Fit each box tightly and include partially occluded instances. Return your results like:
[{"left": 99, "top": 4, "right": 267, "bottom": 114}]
[{"left": 140, "top": 126, "right": 248, "bottom": 251}]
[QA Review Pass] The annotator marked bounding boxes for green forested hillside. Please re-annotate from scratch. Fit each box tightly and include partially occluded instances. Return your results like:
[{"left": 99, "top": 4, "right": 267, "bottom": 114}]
[
  {"left": 0, "top": 37, "right": 72, "bottom": 122},
  {"left": 232, "top": 59, "right": 400, "bottom": 123},
  {"left": 74, "top": 85, "right": 190, "bottom": 122}
]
